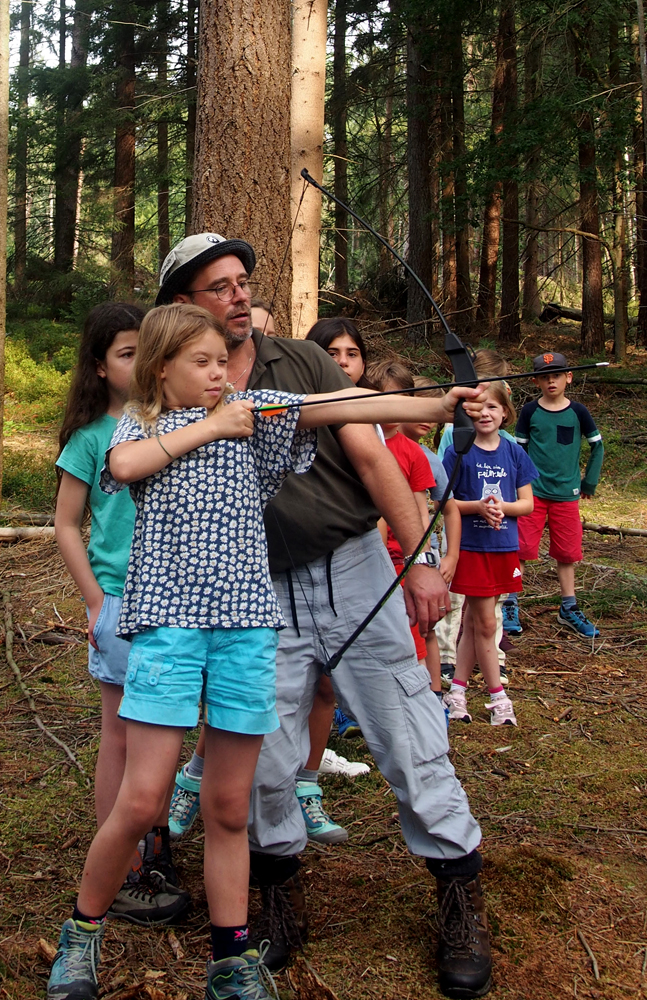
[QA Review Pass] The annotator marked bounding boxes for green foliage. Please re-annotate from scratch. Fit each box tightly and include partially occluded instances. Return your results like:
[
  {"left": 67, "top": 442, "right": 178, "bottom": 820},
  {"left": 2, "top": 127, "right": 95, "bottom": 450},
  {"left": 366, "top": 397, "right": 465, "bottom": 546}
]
[
  {"left": 4, "top": 340, "right": 71, "bottom": 424},
  {"left": 2, "top": 448, "right": 57, "bottom": 510}
]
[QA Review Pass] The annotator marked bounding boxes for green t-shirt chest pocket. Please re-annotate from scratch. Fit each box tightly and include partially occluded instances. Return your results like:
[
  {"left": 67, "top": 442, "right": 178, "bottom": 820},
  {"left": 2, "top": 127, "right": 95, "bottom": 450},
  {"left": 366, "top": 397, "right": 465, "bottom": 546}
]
[{"left": 556, "top": 424, "right": 575, "bottom": 445}]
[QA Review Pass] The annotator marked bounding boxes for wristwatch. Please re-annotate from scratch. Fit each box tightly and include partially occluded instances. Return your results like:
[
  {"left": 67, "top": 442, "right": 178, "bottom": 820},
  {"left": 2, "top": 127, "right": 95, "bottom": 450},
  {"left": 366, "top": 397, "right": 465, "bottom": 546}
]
[{"left": 404, "top": 550, "right": 441, "bottom": 570}]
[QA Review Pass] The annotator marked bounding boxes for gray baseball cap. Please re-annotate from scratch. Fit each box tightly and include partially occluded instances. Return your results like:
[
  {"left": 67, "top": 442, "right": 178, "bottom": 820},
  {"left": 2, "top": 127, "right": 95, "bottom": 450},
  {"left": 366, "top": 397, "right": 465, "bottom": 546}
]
[
  {"left": 156, "top": 233, "right": 256, "bottom": 305},
  {"left": 532, "top": 351, "right": 569, "bottom": 373}
]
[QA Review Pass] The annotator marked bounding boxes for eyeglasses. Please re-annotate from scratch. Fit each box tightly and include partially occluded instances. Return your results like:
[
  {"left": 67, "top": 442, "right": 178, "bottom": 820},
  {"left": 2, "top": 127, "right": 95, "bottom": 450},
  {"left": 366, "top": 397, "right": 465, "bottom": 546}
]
[{"left": 189, "top": 279, "right": 257, "bottom": 302}]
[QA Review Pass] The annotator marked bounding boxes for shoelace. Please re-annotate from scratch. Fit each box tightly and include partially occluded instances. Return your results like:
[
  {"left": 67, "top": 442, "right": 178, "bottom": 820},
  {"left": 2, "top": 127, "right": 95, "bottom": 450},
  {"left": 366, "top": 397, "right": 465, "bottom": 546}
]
[
  {"left": 234, "top": 945, "right": 279, "bottom": 1000},
  {"left": 437, "top": 879, "right": 478, "bottom": 955},
  {"left": 170, "top": 786, "right": 198, "bottom": 822},
  {"left": 59, "top": 925, "right": 102, "bottom": 982},
  {"left": 252, "top": 884, "right": 303, "bottom": 951},
  {"left": 502, "top": 605, "right": 517, "bottom": 623},
  {"left": 301, "top": 793, "right": 333, "bottom": 827}
]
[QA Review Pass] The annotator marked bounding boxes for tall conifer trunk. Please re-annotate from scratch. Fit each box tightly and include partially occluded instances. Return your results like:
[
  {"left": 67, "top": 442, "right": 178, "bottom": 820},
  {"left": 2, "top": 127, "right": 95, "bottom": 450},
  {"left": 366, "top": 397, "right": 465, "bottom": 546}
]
[
  {"left": 111, "top": 12, "right": 136, "bottom": 293},
  {"left": 522, "top": 36, "right": 542, "bottom": 321},
  {"left": 13, "top": 0, "right": 30, "bottom": 292},
  {"left": 185, "top": 0, "right": 197, "bottom": 235},
  {"left": 157, "top": 2, "right": 170, "bottom": 267},
  {"left": 332, "top": 0, "right": 348, "bottom": 294},
  {"left": 451, "top": 26, "right": 472, "bottom": 329},
  {"left": 440, "top": 46, "right": 456, "bottom": 319},
  {"left": 406, "top": 23, "right": 434, "bottom": 339},
  {"left": 498, "top": 4, "right": 520, "bottom": 344}
]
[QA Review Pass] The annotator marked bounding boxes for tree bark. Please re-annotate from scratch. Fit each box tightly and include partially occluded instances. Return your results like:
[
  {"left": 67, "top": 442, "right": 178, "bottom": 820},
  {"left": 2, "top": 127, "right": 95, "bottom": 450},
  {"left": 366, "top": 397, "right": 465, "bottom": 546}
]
[
  {"left": 290, "top": 0, "right": 327, "bottom": 339},
  {"left": 572, "top": 30, "right": 605, "bottom": 354},
  {"left": 193, "top": 0, "right": 293, "bottom": 335},
  {"left": 451, "top": 26, "right": 472, "bottom": 328},
  {"left": 609, "top": 19, "right": 628, "bottom": 361},
  {"left": 635, "top": 97, "right": 647, "bottom": 345},
  {"left": 406, "top": 23, "right": 434, "bottom": 339},
  {"left": 157, "top": 2, "right": 170, "bottom": 268},
  {"left": 332, "top": 0, "right": 348, "bottom": 294},
  {"left": 521, "top": 35, "right": 542, "bottom": 321},
  {"left": 498, "top": 3, "right": 520, "bottom": 344},
  {"left": 378, "top": 47, "right": 395, "bottom": 280},
  {"left": 184, "top": 0, "right": 197, "bottom": 235},
  {"left": 13, "top": 0, "right": 30, "bottom": 292},
  {"left": 111, "top": 10, "right": 136, "bottom": 294},
  {"left": 0, "top": 0, "right": 9, "bottom": 503}
]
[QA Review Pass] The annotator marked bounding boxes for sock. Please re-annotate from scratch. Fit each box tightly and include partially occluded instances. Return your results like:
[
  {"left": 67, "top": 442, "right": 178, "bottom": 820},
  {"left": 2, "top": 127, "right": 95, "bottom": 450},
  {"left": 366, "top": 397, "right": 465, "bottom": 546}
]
[
  {"left": 211, "top": 924, "right": 249, "bottom": 962},
  {"left": 426, "top": 849, "right": 482, "bottom": 881},
  {"left": 488, "top": 686, "right": 505, "bottom": 700},
  {"left": 504, "top": 594, "right": 518, "bottom": 606},
  {"left": 561, "top": 595, "right": 577, "bottom": 611},
  {"left": 250, "top": 851, "right": 300, "bottom": 886},
  {"left": 185, "top": 751, "right": 204, "bottom": 780},
  {"left": 433, "top": 690, "right": 443, "bottom": 700},
  {"left": 296, "top": 768, "right": 319, "bottom": 784},
  {"left": 450, "top": 679, "right": 467, "bottom": 693},
  {"left": 72, "top": 904, "right": 107, "bottom": 925}
]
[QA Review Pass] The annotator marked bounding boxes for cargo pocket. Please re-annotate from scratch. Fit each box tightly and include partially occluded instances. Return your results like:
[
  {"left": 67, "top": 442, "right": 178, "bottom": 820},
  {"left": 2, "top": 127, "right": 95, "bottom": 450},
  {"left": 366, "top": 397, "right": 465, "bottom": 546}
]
[
  {"left": 145, "top": 657, "right": 174, "bottom": 690},
  {"left": 393, "top": 662, "right": 449, "bottom": 766}
]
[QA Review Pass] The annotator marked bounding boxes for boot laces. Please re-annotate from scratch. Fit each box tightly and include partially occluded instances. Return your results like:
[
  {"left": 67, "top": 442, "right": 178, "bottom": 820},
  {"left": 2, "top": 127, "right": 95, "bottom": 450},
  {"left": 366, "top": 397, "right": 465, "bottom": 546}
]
[
  {"left": 59, "top": 924, "right": 102, "bottom": 982},
  {"left": 253, "top": 883, "right": 303, "bottom": 951},
  {"left": 235, "top": 944, "right": 279, "bottom": 999},
  {"left": 301, "top": 792, "right": 333, "bottom": 827},
  {"left": 438, "top": 878, "right": 478, "bottom": 955},
  {"left": 171, "top": 785, "right": 197, "bottom": 822}
]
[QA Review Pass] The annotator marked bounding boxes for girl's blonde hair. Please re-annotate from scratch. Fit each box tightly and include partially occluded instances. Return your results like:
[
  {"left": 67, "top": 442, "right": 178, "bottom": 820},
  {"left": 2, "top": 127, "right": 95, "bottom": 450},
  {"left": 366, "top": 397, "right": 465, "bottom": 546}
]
[
  {"left": 127, "top": 303, "right": 230, "bottom": 426},
  {"left": 486, "top": 380, "right": 516, "bottom": 427},
  {"left": 366, "top": 359, "right": 414, "bottom": 392},
  {"left": 473, "top": 348, "right": 509, "bottom": 379}
]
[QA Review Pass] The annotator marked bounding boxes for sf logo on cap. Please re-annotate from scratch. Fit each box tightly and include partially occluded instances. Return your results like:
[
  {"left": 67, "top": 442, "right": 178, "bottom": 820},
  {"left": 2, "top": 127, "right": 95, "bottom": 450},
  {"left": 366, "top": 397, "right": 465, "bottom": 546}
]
[{"left": 543, "top": 353, "right": 554, "bottom": 364}]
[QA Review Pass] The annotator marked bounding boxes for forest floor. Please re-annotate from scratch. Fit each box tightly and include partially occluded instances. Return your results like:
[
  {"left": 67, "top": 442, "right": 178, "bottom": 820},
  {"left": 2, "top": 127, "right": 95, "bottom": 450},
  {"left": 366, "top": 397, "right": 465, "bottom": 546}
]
[{"left": 1, "top": 323, "right": 647, "bottom": 1000}]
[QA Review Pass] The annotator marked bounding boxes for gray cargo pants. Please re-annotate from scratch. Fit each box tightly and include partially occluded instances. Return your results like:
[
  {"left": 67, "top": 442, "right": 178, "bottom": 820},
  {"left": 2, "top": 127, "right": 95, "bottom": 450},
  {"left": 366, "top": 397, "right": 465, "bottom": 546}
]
[{"left": 248, "top": 529, "right": 482, "bottom": 860}]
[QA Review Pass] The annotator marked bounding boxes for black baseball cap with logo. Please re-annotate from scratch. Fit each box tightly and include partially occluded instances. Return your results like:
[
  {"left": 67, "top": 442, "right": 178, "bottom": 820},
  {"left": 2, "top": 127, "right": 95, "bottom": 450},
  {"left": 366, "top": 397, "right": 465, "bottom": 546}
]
[
  {"left": 532, "top": 351, "right": 569, "bottom": 373},
  {"left": 156, "top": 233, "right": 256, "bottom": 306}
]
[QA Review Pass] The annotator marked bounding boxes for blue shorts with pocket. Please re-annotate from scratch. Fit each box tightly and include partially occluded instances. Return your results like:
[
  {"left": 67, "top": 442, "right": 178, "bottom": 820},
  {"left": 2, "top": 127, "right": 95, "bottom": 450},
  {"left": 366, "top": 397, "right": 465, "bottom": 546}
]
[
  {"left": 118, "top": 625, "right": 280, "bottom": 735},
  {"left": 87, "top": 594, "right": 130, "bottom": 687}
]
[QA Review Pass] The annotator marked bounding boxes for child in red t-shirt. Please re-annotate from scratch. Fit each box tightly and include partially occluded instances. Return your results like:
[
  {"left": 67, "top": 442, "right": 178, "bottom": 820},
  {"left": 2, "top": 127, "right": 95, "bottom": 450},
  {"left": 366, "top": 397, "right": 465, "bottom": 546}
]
[{"left": 367, "top": 361, "right": 437, "bottom": 671}]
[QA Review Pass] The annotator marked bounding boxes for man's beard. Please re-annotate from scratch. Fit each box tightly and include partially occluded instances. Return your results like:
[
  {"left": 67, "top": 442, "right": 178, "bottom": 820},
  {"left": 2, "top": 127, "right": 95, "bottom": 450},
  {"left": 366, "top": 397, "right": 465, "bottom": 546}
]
[{"left": 223, "top": 316, "right": 252, "bottom": 350}]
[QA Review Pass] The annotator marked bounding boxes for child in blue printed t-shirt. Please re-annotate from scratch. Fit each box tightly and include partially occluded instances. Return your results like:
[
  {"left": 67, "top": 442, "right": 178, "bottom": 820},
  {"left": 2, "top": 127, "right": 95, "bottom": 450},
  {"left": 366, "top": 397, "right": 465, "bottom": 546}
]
[
  {"left": 48, "top": 302, "right": 477, "bottom": 1000},
  {"left": 442, "top": 382, "right": 538, "bottom": 729}
]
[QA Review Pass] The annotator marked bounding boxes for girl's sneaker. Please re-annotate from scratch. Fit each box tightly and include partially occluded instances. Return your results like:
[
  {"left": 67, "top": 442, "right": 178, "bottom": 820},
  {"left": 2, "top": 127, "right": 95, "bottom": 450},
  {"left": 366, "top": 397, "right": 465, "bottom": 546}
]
[
  {"left": 205, "top": 948, "right": 279, "bottom": 999},
  {"left": 443, "top": 690, "right": 472, "bottom": 724},
  {"left": 319, "top": 748, "right": 370, "bottom": 777},
  {"left": 502, "top": 601, "right": 522, "bottom": 634},
  {"left": 47, "top": 917, "right": 105, "bottom": 999},
  {"left": 557, "top": 605, "right": 600, "bottom": 639},
  {"left": 168, "top": 764, "right": 201, "bottom": 838},
  {"left": 333, "top": 708, "right": 361, "bottom": 738},
  {"left": 485, "top": 696, "right": 517, "bottom": 726},
  {"left": 295, "top": 780, "right": 349, "bottom": 844}
]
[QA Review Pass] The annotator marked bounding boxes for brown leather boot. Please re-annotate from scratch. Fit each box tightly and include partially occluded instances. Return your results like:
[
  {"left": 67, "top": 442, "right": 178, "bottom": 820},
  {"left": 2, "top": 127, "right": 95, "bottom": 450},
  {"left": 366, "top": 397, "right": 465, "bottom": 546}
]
[
  {"left": 249, "top": 873, "right": 309, "bottom": 971},
  {"left": 435, "top": 874, "right": 492, "bottom": 998}
]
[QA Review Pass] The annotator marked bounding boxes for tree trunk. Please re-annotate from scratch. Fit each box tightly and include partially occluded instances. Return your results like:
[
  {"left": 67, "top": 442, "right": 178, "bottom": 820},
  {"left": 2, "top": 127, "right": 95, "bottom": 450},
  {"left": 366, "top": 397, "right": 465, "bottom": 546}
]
[
  {"left": 609, "top": 19, "right": 628, "bottom": 361},
  {"left": 0, "top": 0, "right": 9, "bottom": 503},
  {"left": 635, "top": 100, "right": 647, "bottom": 345},
  {"left": 572, "top": 31, "right": 605, "bottom": 354},
  {"left": 290, "top": 0, "right": 327, "bottom": 339},
  {"left": 13, "top": 0, "right": 30, "bottom": 293},
  {"left": 111, "top": 11, "right": 136, "bottom": 294},
  {"left": 193, "top": 0, "right": 293, "bottom": 335},
  {"left": 521, "top": 35, "right": 542, "bottom": 321},
  {"left": 451, "top": 26, "right": 472, "bottom": 329},
  {"left": 332, "top": 0, "right": 348, "bottom": 294},
  {"left": 406, "top": 23, "right": 434, "bottom": 339},
  {"left": 157, "top": 2, "right": 170, "bottom": 268},
  {"left": 378, "top": 48, "right": 395, "bottom": 280},
  {"left": 439, "top": 46, "right": 456, "bottom": 320},
  {"left": 498, "top": 4, "right": 520, "bottom": 344},
  {"left": 184, "top": 0, "right": 197, "bottom": 235},
  {"left": 476, "top": 6, "right": 507, "bottom": 329}
]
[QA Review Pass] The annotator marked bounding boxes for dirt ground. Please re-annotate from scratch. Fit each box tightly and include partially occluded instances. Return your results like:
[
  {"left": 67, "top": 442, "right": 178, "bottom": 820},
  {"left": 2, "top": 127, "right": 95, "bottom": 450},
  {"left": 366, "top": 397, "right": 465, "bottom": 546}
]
[{"left": 1, "top": 532, "right": 647, "bottom": 1000}]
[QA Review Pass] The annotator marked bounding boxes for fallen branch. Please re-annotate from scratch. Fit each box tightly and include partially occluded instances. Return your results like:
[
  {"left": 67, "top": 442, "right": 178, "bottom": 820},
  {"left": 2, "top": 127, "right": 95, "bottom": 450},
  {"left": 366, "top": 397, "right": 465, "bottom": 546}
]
[
  {"left": 1, "top": 511, "right": 54, "bottom": 526},
  {"left": 0, "top": 526, "right": 56, "bottom": 542},
  {"left": 2, "top": 591, "right": 90, "bottom": 784},
  {"left": 577, "top": 929, "right": 600, "bottom": 980},
  {"left": 582, "top": 521, "right": 647, "bottom": 539}
]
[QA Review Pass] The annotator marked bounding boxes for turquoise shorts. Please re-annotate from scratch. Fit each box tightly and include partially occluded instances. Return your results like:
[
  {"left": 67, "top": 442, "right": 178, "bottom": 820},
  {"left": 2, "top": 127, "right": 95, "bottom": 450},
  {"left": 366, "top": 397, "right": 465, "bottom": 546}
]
[{"left": 118, "top": 626, "right": 280, "bottom": 735}]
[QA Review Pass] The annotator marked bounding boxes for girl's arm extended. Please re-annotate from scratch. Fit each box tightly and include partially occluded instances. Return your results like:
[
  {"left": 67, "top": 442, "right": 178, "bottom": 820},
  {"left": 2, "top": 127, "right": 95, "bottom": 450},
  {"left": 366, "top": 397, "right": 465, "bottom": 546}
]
[
  {"left": 55, "top": 471, "right": 104, "bottom": 650},
  {"left": 414, "top": 490, "right": 430, "bottom": 534},
  {"left": 437, "top": 497, "right": 461, "bottom": 584},
  {"left": 296, "top": 384, "right": 487, "bottom": 429},
  {"left": 109, "top": 399, "right": 256, "bottom": 483}
]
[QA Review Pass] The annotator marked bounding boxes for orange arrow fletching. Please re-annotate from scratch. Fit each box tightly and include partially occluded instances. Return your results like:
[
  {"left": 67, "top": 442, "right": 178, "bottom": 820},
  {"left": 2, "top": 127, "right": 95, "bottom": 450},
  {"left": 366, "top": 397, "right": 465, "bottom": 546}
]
[{"left": 256, "top": 405, "right": 289, "bottom": 417}]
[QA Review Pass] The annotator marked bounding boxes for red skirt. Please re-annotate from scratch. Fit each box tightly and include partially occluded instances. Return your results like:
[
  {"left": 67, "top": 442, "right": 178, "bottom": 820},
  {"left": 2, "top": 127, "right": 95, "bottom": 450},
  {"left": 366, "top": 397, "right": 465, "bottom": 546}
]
[
  {"left": 450, "top": 549, "right": 523, "bottom": 598},
  {"left": 393, "top": 561, "right": 429, "bottom": 661}
]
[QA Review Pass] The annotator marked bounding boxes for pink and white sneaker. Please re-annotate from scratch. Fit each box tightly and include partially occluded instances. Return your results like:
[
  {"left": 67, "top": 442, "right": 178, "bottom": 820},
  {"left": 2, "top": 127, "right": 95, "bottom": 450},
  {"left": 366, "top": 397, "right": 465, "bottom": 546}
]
[
  {"left": 443, "top": 689, "right": 472, "bottom": 723},
  {"left": 485, "top": 696, "right": 517, "bottom": 726}
]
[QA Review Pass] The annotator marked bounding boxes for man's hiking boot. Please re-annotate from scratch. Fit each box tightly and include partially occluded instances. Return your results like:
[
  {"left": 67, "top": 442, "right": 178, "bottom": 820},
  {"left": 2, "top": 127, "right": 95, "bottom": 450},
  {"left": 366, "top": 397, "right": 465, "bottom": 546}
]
[
  {"left": 248, "top": 874, "right": 308, "bottom": 971},
  {"left": 141, "top": 826, "right": 179, "bottom": 886},
  {"left": 435, "top": 874, "right": 492, "bottom": 998},
  {"left": 108, "top": 871, "right": 190, "bottom": 925},
  {"left": 205, "top": 947, "right": 279, "bottom": 999},
  {"left": 47, "top": 917, "right": 105, "bottom": 1000}
]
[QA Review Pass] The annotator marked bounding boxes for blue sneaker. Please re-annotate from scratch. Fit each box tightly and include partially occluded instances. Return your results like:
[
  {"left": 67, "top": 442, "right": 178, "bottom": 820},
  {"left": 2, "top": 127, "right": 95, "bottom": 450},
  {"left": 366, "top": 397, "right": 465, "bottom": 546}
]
[
  {"left": 47, "top": 918, "right": 104, "bottom": 999},
  {"left": 558, "top": 605, "right": 599, "bottom": 639},
  {"left": 168, "top": 764, "right": 201, "bottom": 838},
  {"left": 502, "top": 601, "right": 522, "bottom": 635},
  {"left": 295, "top": 780, "right": 348, "bottom": 844},
  {"left": 334, "top": 708, "right": 361, "bottom": 738},
  {"left": 206, "top": 947, "right": 279, "bottom": 999}
]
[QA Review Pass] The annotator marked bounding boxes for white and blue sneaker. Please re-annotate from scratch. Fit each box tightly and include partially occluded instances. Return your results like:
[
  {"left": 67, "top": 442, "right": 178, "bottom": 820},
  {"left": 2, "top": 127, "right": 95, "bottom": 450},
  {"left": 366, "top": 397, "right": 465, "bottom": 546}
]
[
  {"left": 168, "top": 763, "right": 202, "bottom": 838},
  {"left": 502, "top": 602, "right": 522, "bottom": 635},
  {"left": 558, "top": 605, "right": 599, "bottom": 639},
  {"left": 47, "top": 918, "right": 104, "bottom": 999},
  {"left": 295, "top": 780, "right": 348, "bottom": 845}
]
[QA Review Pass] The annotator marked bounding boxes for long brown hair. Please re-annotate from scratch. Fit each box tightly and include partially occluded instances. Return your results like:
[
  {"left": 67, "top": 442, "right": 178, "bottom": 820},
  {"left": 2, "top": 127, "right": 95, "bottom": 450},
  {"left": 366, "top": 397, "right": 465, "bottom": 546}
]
[
  {"left": 127, "top": 303, "right": 231, "bottom": 427},
  {"left": 58, "top": 302, "right": 146, "bottom": 455},
  {"left": 485, "top": 380, "right": 517, "bottom": 427}
]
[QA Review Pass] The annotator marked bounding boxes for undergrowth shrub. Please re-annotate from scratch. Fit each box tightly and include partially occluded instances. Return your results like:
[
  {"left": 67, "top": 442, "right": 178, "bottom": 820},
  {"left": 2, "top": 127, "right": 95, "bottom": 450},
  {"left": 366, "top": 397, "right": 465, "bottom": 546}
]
[
  {"left": 2, "top": 449, "right": 57, "bottom": 511},
  {"left": 5, "top": 340, "right": 71, "bottom": 424}
]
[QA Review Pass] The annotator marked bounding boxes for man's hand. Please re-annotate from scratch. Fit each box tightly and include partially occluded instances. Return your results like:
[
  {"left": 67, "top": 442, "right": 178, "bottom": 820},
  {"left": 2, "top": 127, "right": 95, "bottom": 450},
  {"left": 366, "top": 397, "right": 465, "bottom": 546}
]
[
  {"left": 441, "top": 384, "right": 489, "bottom": 424},
  {"left": 581, "top": 492, "right": 593, "bottom": 500},
  {"left": 402, "top": 564, "right": 450, "bottom": 636}
]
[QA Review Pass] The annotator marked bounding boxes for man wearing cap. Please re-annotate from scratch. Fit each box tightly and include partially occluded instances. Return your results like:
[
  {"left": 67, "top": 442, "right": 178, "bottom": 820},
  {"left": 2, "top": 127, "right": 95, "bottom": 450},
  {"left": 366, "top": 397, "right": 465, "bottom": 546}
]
[
  {"left": 508, "top": 351, "right": 604, "bottom": 638},
  {"left": 157, "top": 233, "right": 493, "bottom": 999}
]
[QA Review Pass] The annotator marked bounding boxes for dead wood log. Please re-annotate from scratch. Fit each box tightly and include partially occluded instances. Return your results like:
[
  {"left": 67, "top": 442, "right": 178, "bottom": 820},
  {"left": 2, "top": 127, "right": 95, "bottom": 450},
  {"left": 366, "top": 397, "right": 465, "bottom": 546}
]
[
  {"left": 582, "top": 520, "right": 647, "bottom": 538},
  {"left": 0, "top": 526, "right": 55, "bottom": 542},
  {"left": 1, "top": 511, "right": 54, "bottom": 525}
]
